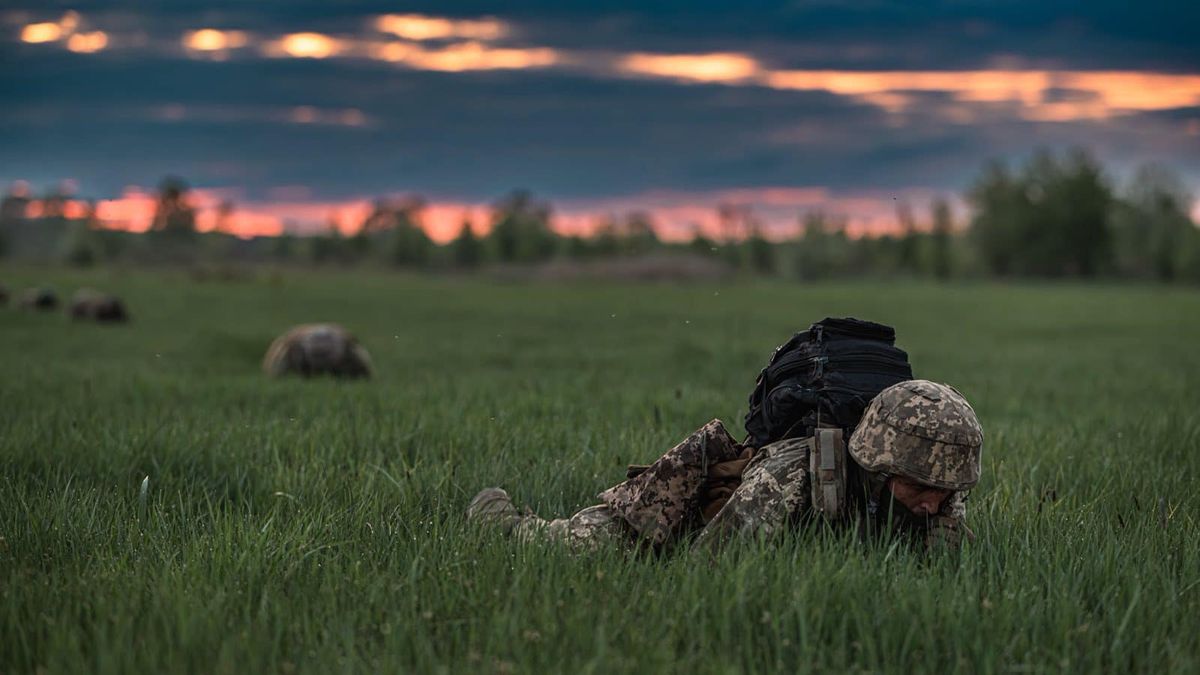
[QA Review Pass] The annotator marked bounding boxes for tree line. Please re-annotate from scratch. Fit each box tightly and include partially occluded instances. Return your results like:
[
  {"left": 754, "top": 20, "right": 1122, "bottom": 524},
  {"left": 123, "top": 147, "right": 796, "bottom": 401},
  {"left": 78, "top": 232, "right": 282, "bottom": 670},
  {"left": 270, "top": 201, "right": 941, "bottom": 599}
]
[{"left": 2, "top": 148, "right": 1198, "bottom": 283}]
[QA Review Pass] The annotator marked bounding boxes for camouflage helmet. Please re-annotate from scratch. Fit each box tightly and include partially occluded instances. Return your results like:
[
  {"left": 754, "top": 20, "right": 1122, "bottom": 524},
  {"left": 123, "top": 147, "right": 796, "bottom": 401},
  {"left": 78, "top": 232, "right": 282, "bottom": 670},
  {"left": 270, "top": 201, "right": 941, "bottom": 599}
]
[
  {"left": 848, "top": 380, "right": 983, "bottom": 491},
  {"left": 69, "top": 288, "right": 129, "bottom": 323},
  {"left": 263, "top": 323, "right": 372, "bottom": 378}
]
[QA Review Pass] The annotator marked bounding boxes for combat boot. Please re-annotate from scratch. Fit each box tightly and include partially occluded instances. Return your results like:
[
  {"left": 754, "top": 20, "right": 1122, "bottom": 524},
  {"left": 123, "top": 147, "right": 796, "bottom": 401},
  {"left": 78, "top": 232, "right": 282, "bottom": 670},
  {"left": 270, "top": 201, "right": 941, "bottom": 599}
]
[{"left": 467, "top": 487, "right": 524, "bottom": 534}]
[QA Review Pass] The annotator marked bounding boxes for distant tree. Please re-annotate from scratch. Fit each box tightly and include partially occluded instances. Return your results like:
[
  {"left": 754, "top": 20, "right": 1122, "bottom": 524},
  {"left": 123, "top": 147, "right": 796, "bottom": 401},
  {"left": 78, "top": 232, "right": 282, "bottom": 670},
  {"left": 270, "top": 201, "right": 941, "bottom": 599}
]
[
  {"left": 40, "top": 184, "right": 70, "bottom": 221},
  {"left": 360, "top": 199, "right": 392, "bottom": 236},
  {"left": 151, "top": 176, "right": 197, "bottom": 235},
  {"left": 1112, "top": 164, "right": 1195, "bottom": 281},
  {"left": 386, "top": 217, "right": 432, "bottom": 267},
  {"left": 1176, "top": 229, "right": 1200, "bottom": 285},
  {"left": 690, "top": 232, "right": 718, "bottom": 257},
  {"left": 360, "top": 196, "right": 425, "bottom": 236},
  {"left": 214, "top": 199, "right": 235, "bottom": 234},
  {"left": 83, "top": 200, "right": 101, "bottom": 230},
  {"left": 590, "top": 217, "right": 621, "bottom": 257},
  {"left": 451, "top": 217, "right": 483, "bottom": 268},
  {"left": 272, "top": 232, "right": 298, "bottom": 261},
  {"left": 1037, "top": 149, "right": 1113, "bottom": 277},
  {"left": 621, "top": 211, "right": 660, "bottom": 255},
  {"left": 353, "top": 196, "right": 432, "bottom": 266},
  {"left": 564, "top": 235, "right": 593, "bottom": 259},
  {"left": 929, "top": 197, "right": 954, "bottom": 280},
  {"left": 714, "top": 204, "right": 757, "bottom": 269},
  {"left": 794, "top": 210, "right": 851, "bottom": 280},
  {"left": 717, "top": 203, "right": 752, "bottom": 243},
  {"left": 745, "top": 218, "right": 776, "bottom": 274},
  {"left": 488, "top": 190, "right": 556, "bottom": 263},
  {"left": 967, "top": 161, "right": 1023, "bottom": 276},
  {"left": 60, "top": 220, "right": 102, "bottom": 266},
  {"left": 306, "top": 219, "right": 344, "bottom": 264},
  {"left": 967, "top": 149, "right": 1114, "bottom": 277},
  {"left": 895, "top": 199, "right": 920, "bottom": 274},
  {"left": 0, "top": 181, "right": 32, "bottom": 226}
]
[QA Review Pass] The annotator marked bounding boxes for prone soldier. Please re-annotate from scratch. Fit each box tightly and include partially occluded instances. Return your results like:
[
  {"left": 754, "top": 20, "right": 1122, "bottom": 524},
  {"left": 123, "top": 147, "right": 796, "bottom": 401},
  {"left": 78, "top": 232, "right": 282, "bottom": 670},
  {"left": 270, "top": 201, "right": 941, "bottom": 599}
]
[
  {"left": 262, "top": 323, "right": 373, "bottom": 378},
  {"left": 68, "top": 288, "right": 130, "bottom": 323},
  {"left": 468, "top": 380, "right": 983, "bottom": 553},
  {"left": 17, "top": 287, "right": 58, "bottom": 311}
]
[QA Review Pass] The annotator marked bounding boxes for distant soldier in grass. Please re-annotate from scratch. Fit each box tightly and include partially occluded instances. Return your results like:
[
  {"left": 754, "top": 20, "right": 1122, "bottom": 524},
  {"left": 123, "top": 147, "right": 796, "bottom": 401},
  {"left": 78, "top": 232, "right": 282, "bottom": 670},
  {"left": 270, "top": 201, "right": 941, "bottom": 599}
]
[
  {"left": 263, "top": 323, "right": 372, "bottom": 378},
  {"left": 68, "top": 288, "right": 130, "bottom": 323},
  {"left": 0, "top": 283, "right": 8, "bottom": 305},
  {"left": 17, "top": 287, "right": 58, "bottom": 310},
  {"left": 469, "top": 379, "right": 983, "bottom": 553}
]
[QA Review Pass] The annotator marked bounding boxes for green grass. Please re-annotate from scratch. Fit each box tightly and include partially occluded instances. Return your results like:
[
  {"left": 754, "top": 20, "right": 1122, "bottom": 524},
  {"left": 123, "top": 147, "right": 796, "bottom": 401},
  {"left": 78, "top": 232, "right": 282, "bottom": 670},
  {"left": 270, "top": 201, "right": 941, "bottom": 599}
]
[{"left": 2, "top": 267, "right": 1199, "bottom": 674}]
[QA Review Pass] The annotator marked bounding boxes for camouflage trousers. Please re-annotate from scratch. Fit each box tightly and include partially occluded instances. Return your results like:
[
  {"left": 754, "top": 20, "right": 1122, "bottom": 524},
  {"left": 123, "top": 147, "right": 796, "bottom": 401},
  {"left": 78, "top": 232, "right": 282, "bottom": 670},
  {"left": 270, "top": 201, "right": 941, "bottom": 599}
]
[
  {"left": 513, "top": 505, "right": 631, "bottom": 553},
  {"left": 515, "top": 422, "right": 811, "bottom": 553}
]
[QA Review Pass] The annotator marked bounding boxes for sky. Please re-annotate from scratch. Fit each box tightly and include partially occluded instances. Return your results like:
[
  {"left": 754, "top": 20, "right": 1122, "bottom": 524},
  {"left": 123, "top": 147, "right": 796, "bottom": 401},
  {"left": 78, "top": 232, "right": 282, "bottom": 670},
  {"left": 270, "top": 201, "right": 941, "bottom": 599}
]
[{"left": 2, "top": 1, "right": 1199, "bottom": 240}]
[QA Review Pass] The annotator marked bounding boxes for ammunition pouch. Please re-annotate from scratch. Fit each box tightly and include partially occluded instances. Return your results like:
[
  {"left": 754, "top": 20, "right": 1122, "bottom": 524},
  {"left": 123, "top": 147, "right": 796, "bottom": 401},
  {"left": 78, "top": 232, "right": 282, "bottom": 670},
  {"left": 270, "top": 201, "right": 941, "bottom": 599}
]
[{"left": 808, "top": 428, "right": 849, "bottom": 521}]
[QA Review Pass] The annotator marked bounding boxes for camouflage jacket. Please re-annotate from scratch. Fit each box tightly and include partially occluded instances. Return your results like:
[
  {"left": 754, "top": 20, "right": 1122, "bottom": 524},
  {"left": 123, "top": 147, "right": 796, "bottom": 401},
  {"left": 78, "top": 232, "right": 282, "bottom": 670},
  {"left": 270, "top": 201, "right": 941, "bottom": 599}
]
[{"left": 598, "top": 419, "right": 971, "bottom": 550}]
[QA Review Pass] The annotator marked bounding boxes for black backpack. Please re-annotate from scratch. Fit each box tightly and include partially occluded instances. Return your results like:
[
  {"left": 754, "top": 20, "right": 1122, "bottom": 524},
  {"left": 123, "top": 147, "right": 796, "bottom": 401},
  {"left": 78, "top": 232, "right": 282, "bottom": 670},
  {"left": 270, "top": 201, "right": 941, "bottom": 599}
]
[{"left": 744, "top": 317, "right": 913, "bottom": 448}]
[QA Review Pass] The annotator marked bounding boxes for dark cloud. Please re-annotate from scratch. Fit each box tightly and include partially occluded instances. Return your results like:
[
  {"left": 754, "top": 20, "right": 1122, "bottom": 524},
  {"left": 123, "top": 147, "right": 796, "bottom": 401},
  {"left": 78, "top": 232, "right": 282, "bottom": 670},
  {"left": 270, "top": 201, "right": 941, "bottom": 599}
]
[{"left": 2, "top": 1, "right": 1199, "bottom": 203}]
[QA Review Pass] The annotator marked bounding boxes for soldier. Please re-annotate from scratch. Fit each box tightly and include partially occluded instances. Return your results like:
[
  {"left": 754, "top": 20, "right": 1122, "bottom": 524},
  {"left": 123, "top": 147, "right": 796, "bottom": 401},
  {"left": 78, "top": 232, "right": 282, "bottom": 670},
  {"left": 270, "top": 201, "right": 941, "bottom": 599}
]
[
  {"left": 468, "top": 380, "right": 982, "bottom": 553},
  {"left": 68, "top": 288, "right": 130, "bottom": 323},
  {"left": 262, "top": 323, "right": 373, "bottom": 378}
]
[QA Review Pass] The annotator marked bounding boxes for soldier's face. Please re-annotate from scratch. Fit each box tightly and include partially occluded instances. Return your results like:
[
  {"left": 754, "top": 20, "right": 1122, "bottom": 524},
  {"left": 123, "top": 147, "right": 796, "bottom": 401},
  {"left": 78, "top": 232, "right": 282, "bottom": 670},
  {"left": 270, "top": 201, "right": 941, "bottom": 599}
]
[{"left": 886, "top": 477, "right": 951, "bottom": 516}]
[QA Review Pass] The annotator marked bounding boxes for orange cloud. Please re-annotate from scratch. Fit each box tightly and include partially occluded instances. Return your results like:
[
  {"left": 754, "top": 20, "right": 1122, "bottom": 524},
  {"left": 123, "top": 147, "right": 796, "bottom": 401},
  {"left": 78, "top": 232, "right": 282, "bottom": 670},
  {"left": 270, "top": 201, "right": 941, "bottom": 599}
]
[
  {"left": 20, "top": 11, "right": 86, "bottom": 45},
  {"left": 21, "top": 22, "right": 63, "bottom": 43},
  {"left": 184, "top": 29, "right": 249, "bottom": 52},
  {"left": 66, "top": 31, "right": 107, "bottom": 53},
  {"left": 1058, "top": 71, "right": 1200, "bottom": 111},
  {"left": 374, "top": 14, "right": 507, "bottom": 41},
  {"left": 156, "top": 23, "right": 1199, "bottom": 124},
  {"left": 618, "top": 52, "right": 762, "bottom": 83},
  {"left": 766, "top": 70, "right": 1050, "bottom": 104},
  {"left": 762, "top": 68, "right": 1200, "bottom": 120},
  {"left": 389, "top": 41, "right": 559, "bottom": 71},
  {"left": 271, "top": 32, "right": 340, "bottom": 59}
]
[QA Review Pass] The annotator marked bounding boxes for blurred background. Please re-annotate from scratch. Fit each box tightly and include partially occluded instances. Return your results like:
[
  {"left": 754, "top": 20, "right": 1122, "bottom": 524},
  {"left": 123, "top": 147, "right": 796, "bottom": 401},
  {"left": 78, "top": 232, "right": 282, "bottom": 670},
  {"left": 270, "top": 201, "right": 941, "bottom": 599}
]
[{"left": 2, "top": 1, "right": 1199, "bottom": 281}]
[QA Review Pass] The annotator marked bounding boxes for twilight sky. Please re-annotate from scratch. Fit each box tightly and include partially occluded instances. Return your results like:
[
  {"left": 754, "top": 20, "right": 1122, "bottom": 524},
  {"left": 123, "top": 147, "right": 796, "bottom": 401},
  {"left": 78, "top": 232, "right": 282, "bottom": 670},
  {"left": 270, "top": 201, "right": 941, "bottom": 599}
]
[{"left": 2, "top": 1, "right": 1199, "bottom": 239}]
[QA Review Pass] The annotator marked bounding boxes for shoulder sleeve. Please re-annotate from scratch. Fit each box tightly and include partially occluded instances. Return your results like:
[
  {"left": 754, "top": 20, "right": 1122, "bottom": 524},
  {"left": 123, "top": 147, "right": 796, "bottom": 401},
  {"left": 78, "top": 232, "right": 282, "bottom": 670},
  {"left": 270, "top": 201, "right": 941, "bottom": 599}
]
[
  {"left": 693, "top": 437, "right": 811, "bottom": 552},
  {"left": 597, "top": 419, "right": 742, "bottom": 545}
]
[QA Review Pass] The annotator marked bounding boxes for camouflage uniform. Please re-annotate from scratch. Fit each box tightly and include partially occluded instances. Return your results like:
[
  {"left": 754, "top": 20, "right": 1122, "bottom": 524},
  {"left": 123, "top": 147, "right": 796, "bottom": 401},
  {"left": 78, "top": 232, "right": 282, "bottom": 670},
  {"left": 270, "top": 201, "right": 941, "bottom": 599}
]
[
  {"left": 512, "top": 505, "right": 629, "bottom": 553},
  {"left": 471, "top": 379, "right": 983, "bottom": 553},
  {"left": 262, "top": 323, "right": 373, "bottom": 378}
]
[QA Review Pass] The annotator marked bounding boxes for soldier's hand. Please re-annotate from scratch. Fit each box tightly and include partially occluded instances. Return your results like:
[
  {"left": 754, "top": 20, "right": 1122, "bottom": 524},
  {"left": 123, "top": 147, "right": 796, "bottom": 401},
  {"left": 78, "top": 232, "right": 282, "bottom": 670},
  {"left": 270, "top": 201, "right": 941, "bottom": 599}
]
[{"left": 925, "top": 516, "right": 975, "bottom": 551}]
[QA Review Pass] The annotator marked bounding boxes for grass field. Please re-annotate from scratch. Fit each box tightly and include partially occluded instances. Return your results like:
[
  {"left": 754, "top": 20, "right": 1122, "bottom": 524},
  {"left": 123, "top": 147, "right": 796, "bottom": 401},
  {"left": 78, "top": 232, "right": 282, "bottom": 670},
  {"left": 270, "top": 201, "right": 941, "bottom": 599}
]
[{"left": 2, "top": 267, "right": 1199, "bottom": 673}]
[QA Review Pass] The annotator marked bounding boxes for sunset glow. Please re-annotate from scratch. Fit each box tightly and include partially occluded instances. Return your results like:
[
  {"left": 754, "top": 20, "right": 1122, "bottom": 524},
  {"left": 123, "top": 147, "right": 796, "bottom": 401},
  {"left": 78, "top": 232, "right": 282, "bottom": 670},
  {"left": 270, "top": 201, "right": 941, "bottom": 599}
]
[
  {"left": 66, "top": 31, "right": 108, "bottom": 54},
  {"left": 166, "top": 27, "right": 1200, "bottom": 122},
  {"left": 374, "top": 14, "right": 507, "bottom": 41},
  {"left": 20, "top": 22, "right": 63, "bottom": 43},
  {"left": 276, "top": 32, "right": 339, "bottom": 59},
  {"left": 400, "top": 42, "right": 558, "bottom": 71},
  {"left": 82, "top": 185, "right": 936, "bottom": 243},
  {"left": 184, "top": 29, "right": 249, "bottom": 52},
  {"left": 7, "top": 3, "right": 1199, "bottom": 234},
  {"left": 762, "top": 68, "right": 1200, "bottom": 119},
  {"left": 619, "top": 52, "right": 762, "bottom": 83}
]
